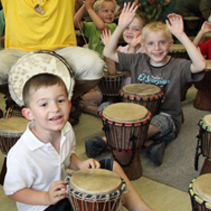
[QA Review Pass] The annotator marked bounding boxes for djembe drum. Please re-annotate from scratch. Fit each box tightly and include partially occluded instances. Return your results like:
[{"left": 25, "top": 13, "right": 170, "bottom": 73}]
[
  {"left": 189, "top": 174, "right": 211, "bottom": 211},
  {"left": 119, "top": 83, "right": 163, "bottom": 115},
  {"left": 194, "top": 60, "right": 211, "bottom": 111},
  {"left": 67, "top": 169, "right": 127, "bottom": 211},
  {"left": 0, "top": 117, "right": 29, "bottom": 185},
  {"left": 184, "top": 16, "right": 200, "bottom": 36},
  {"left": 98, "top": 72, "right": 125, "bottom": 103},
  {"left": 195, "top": 114, "right": 211, "bottom": 175},
  {"left": 101, "top": 103, "right": 152, "bottom": 180}
]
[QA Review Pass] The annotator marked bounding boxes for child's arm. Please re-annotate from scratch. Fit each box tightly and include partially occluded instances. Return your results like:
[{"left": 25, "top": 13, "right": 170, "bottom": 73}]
[
  {"left": 193, "top": 21, "right": 211, "bottom": 47},
  {"left": 166, "top": 13, "right": 206, "bottom": 74},
  {"left": 85, "top": 0, "right": 108, "bottom": 31},
  {"left": 69, "top": 153, "right": 100, "bottom": 170},
  {"left": 74, "top": 2, "right": 86, "bottom": 30},
  {"left": 104, "top": 2, "right": 138, "bottom": 62},
  {"left": 8, "top": 181, "right": 68, "bottom": 206}
]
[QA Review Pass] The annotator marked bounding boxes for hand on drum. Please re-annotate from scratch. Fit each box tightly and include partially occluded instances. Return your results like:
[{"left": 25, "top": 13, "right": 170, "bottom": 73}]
[
  {"left": 78, "top": 158, "right": 101, "bottom": 170},
  {"left": 47, "top": 180, "right": 68, "bottom": 205}
]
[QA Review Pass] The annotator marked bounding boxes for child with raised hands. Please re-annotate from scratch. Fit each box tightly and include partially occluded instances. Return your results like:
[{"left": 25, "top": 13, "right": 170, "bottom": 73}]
[
  {"left": 85, "top": 3, "right": 206, "bottom": 166},
  {"left": 193, "top": 21, "right": 211, "bottom": 59}
]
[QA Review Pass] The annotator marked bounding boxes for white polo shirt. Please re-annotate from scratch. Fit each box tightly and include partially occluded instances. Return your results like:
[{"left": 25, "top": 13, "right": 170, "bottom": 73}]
[{"left": 4, "top": 121, "right": 76, "bottom": 211}]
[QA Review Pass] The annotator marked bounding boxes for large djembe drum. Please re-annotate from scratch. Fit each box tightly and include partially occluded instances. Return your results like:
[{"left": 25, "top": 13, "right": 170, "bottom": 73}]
[
  {"left": 189, "top": 174, "right": 211, "bottom": 211},
  {"left": 67, "top": 169, "right": 127, "bottom": 211},
  {"left": 194, "top": 60, "right": 211, "bottom": 111},
  {"left": 195, "top": 114, "right": 211, "bottom": 175},
  {"left": 101, "top": 103, "right": 152, "bottom": 180},
  {"left": 119, "top": 83, "right": 163, "bottom": 115},
  {"left": 98, "top": 72, "right": 125, "bottom": 103}
]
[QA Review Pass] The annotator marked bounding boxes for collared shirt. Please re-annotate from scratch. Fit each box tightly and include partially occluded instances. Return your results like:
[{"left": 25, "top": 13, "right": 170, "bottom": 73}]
[{"left": 4, "top": 121, "right": 76, "bottom": 211}]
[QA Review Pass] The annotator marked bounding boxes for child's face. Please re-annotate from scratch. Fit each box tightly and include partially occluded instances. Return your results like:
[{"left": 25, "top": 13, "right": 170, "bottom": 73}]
[
  {"left": 24, "top": 84, "right": 70, "bottom": 135},
  {"left": 123, "top": 17, "right": 144, "bottom": 44},
  {"left": 143, "top": 31, "right": 173, "bottom": 66},
  {"left": 97, "top": 2, "right": 115, "bottom": 23}
]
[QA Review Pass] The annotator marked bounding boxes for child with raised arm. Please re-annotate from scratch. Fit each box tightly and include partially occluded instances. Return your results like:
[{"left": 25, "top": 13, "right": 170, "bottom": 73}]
[
  {"left": 193, "top": 21, "right": 211, "bottom": 59},
  {"left": 4, "top": 71, "right": 154, "bottom": 211},
  {"left": 86, "top": 3, "right": 206, "bottom": 166}
]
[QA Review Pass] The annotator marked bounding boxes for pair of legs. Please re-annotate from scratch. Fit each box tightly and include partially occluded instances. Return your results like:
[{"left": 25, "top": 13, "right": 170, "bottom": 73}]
[{"left": 86, "top": 113, "right": 177, "bottom": 166}]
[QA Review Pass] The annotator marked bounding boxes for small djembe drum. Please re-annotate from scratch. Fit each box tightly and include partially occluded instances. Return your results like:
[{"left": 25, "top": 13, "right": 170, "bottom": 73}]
[
  {"left": 194, "top": 60, "right": 211, "bottom": 111},
  {"left": 101, "top": 103, "right": 152, "bottom": 180},
  {"left": 98, "top": 72, "right": 125, "bottom": 103},
  {"left": 0, "top": 117, "right": 29, "bottom": 185},
  {"left": 66, "top": 169, "right": 127, "bottom": 211},
  {"left": 189, "top": 174, "right": 211, "bottom": 211},
  {"left": 195, "top": 114, "right": 211, "bottom": 175},
  {"left": 184, "top": 16, "right": 200, "bottom": 36},
  {"left": 119, "top": 83, "right": 163, "bottom": 115}
]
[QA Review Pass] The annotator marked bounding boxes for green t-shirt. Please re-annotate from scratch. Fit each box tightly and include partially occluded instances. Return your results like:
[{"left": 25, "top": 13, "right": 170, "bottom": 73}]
[{"left": 83, "top": 22, "right": 116, "bottom": 59}]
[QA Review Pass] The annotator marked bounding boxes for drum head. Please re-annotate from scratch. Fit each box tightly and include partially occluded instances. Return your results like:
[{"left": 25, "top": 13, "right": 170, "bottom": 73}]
[
  {"left": 0, "top": 117, "right": 28, "bottom": 134},
  {"left": 102, "top": 102, "right": 149, "bottom": 123},
  {"left": 201, "top": 114, "right": 211, "bottom": 130},
  {"left": 193, "top": 174, "right": 211, "bottom": 204},
  {"left": 9, "top": 51, "right": 75, "bottom": 107},
  {"left": 122, "top": 84, "right": 161, "bottom": 97},
  {"left": 69, "top": 169, "right": 122, "bottom": 195}
]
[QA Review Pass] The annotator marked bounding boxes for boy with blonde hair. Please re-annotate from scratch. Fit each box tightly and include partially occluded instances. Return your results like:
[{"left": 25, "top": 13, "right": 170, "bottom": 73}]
[{"left": 86, "top": 3, "right": 206, "bottom": 166}]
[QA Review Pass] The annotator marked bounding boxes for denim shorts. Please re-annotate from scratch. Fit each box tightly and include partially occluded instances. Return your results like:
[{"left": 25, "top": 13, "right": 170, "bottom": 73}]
[{"left": 150, "top": 112, "right": 177, "bottom": 144}]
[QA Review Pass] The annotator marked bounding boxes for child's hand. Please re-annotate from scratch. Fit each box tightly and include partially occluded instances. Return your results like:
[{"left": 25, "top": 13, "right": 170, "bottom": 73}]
[
  {"left": 101, "top": 29, "right": 112, "bottom": 45},
  {"left": 131, "top": 35, "right": 141, "bottom": 48},
  {"left": 166, "top": 13, "right": 184, "bottom": 37},
  {"left": 85, "top": 0, "right": 96, "bottom": 9},
  {"left": 46, "top": 181, "right": 68, "bottom": 205},
  {"left": 118, "top": 2, "right": 138, "bottom": 30},
  {"left": 79, "top": 159, "right": 101, "bottom": 169},
  {"left": 200, "top": 21, "right": 211, "bottom": 34}
]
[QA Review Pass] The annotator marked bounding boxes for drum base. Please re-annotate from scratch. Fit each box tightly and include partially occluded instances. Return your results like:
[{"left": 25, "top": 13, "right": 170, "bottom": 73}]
[
  {"left": 0, "top": 157, "right": 6, "bottom": 186},
  {"left": 194, "top": 91, "right": 211, "bottom": 111},
  {"left": 200, "top": 159, "right": 211, "bottom": 175},
  {"left": 113, "top": 149, "right": 142, "bottom": 180},
  {"left": 102, "top": 95, "right": 121, "bottom": 103}
]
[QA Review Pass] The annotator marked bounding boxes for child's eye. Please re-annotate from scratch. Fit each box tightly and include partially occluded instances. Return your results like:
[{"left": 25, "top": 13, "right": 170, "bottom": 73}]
[
  {"left": 160, "top": 41, "right": 166, "bottom": 45},
  {"left": 148, "top": 42, "right": 154, "bottom": 46},
  {"left": 40, "top": 103, "right": 47, "bottom": 107},
  {"left": 58, "top": 99, "right": 65, "bottom": 103}
]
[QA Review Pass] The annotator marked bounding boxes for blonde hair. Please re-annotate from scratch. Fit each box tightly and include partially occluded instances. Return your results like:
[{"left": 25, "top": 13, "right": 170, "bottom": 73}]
[
  {"left": 94, "top": 0, "right": 117, "bottom": 12},
  {"left": 141, "top": 21, "right": 172, "bottom": 42},
  {"left": 134, "top": 13, "right": 149, "bottom": 28}
]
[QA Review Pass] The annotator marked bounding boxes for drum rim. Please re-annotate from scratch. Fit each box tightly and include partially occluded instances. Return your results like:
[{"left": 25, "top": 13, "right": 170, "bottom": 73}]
[
  {"left": 199, "top": 116, "right": 211, "bottom": 132},
  {"left": 189, "top": 179, "right": 211, "bottom": 208},
  {"left": 120, "top": 83, "right": 163, "bottom": 97},
  {"left": 8, "top": 50, "right": 75, "bottom": 107},
  {"left": 66, "top": 169, "right": 127, "bottom": 201}
]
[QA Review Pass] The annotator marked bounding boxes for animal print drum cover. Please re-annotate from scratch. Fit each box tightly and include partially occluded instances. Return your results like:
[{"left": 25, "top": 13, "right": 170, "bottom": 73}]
[{"left": 9, "top": 51, "right": 75, "bottom": 107}]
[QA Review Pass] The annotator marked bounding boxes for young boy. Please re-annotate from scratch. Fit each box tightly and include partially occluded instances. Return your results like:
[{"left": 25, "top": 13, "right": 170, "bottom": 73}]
[
  {"left": 86, "top": 3, "right": 206, "bottom": 166},
  {"left": 3, "top": 72, "right": 154, "bottom": 211}
]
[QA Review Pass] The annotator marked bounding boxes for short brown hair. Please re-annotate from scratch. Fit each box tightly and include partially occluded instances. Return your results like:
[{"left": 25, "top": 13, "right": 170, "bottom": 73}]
[{"left": 23, "top": 74, "right": 68, "bottom": 107}]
